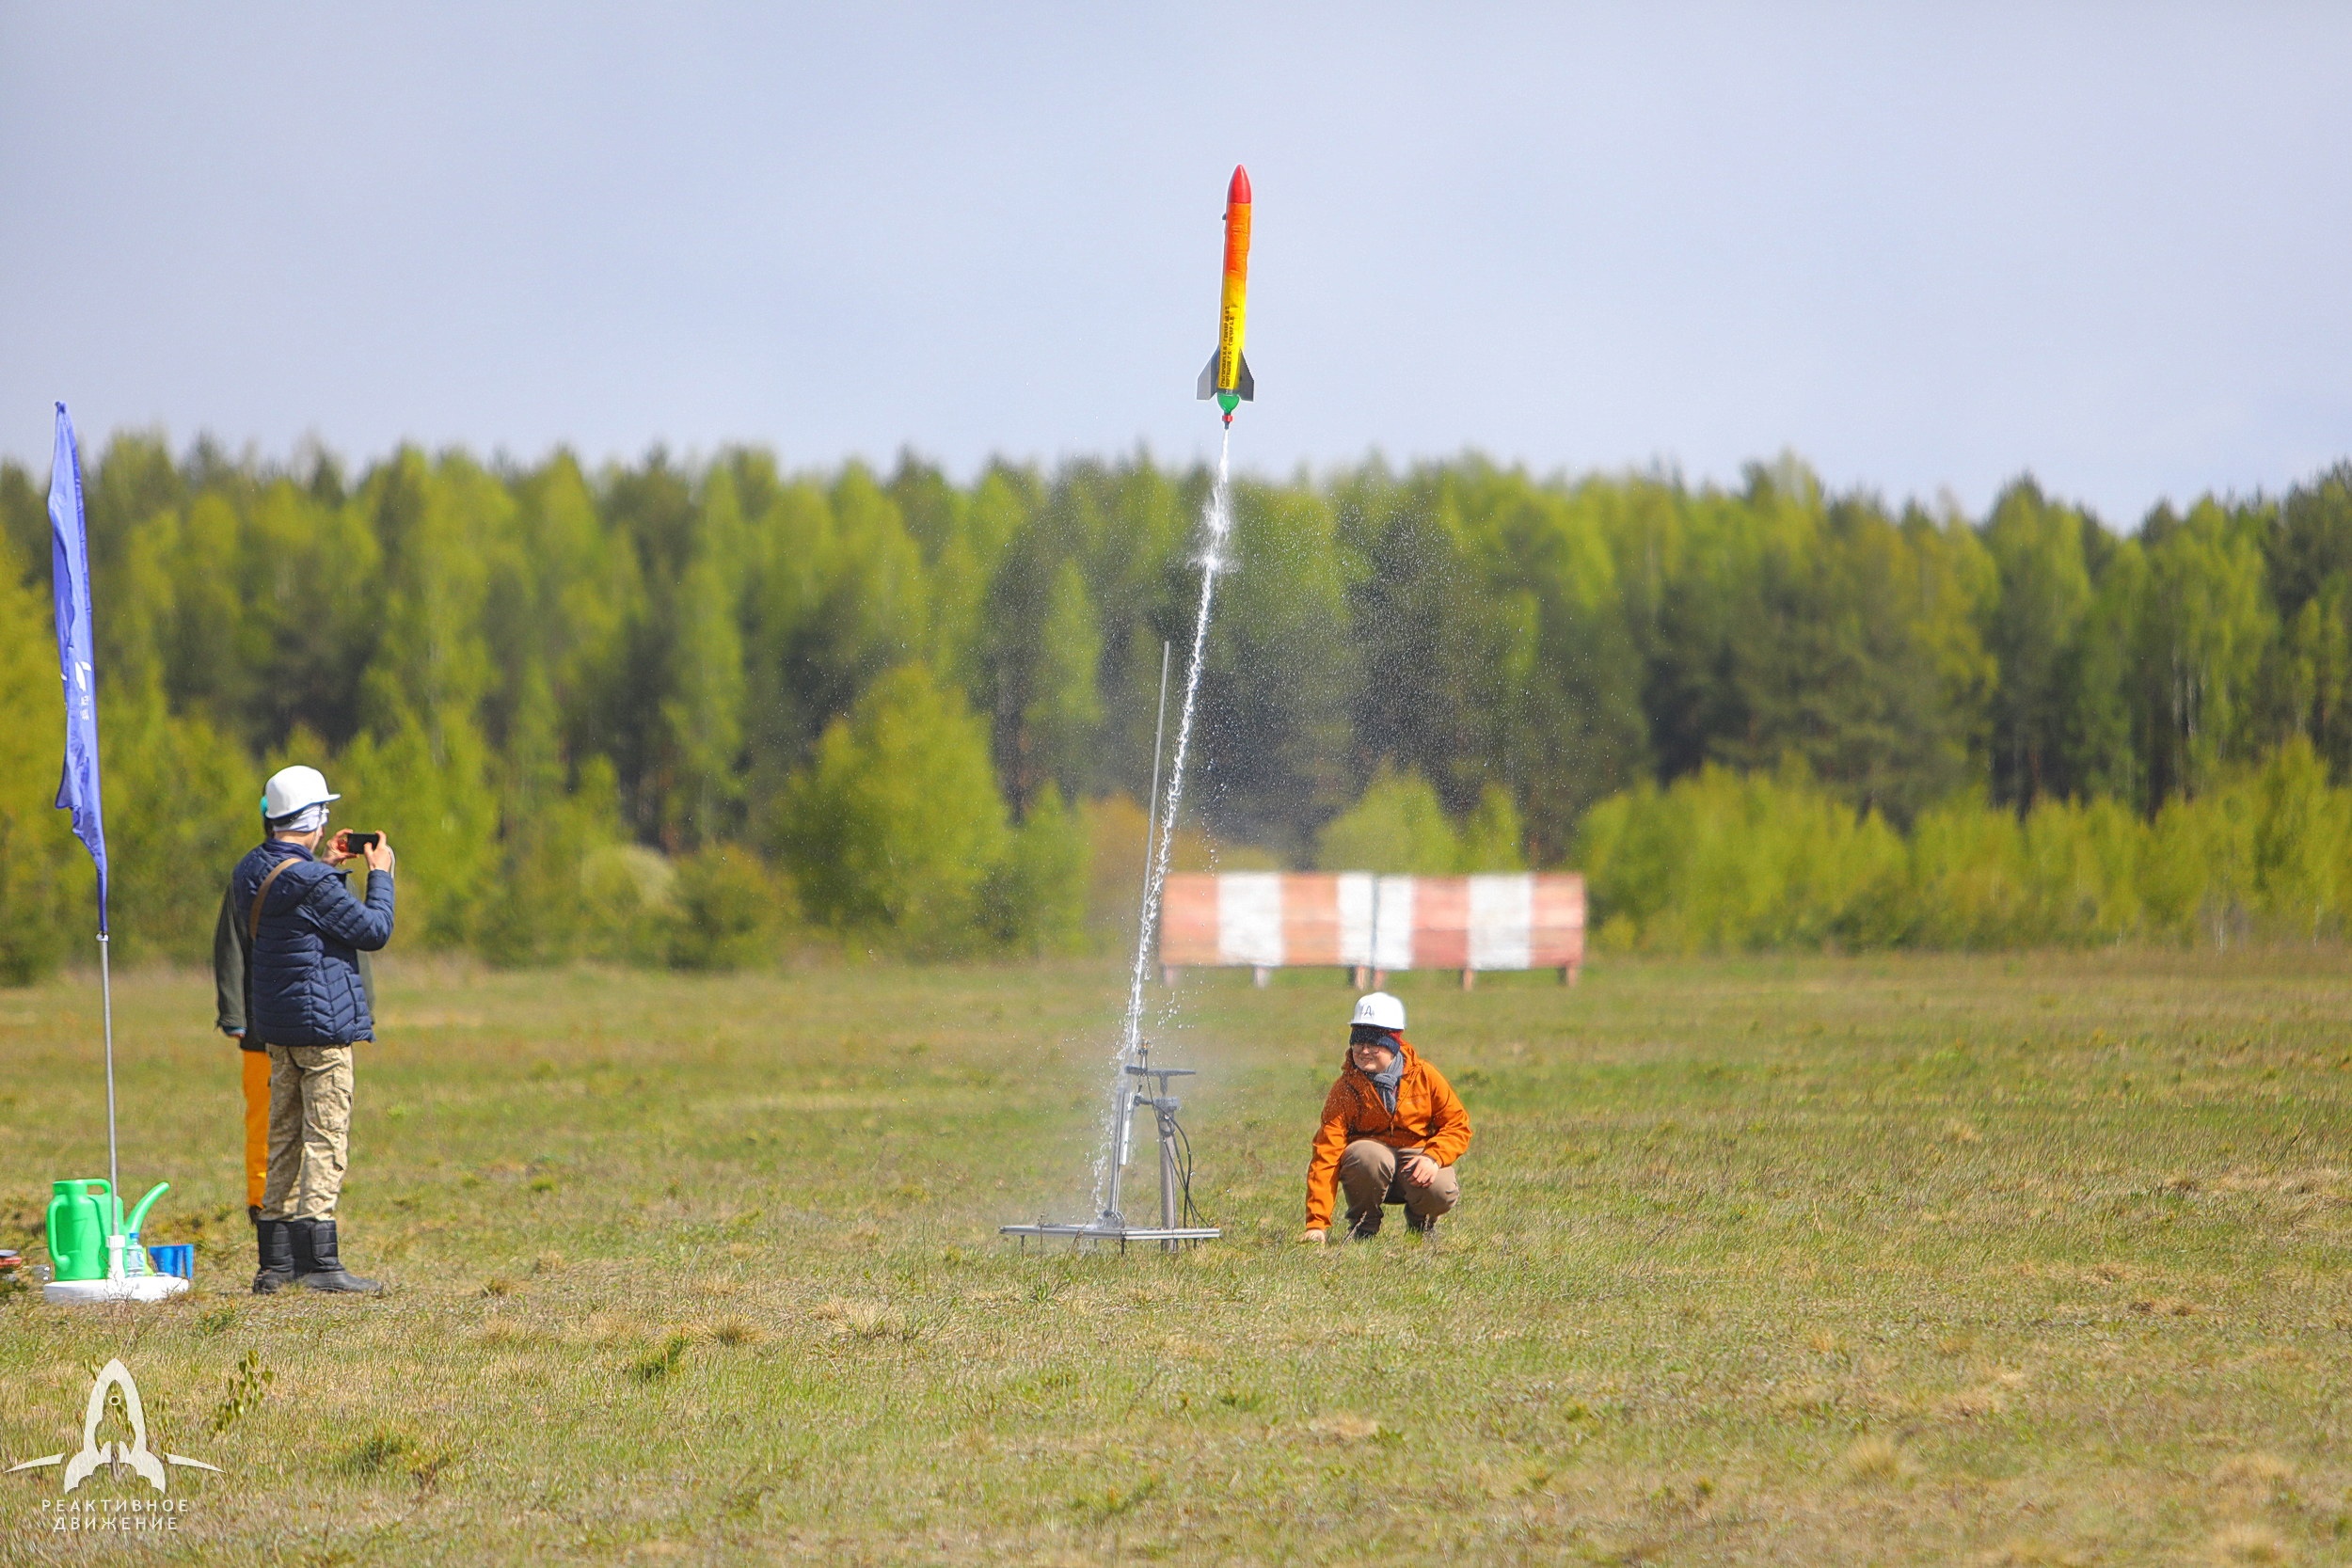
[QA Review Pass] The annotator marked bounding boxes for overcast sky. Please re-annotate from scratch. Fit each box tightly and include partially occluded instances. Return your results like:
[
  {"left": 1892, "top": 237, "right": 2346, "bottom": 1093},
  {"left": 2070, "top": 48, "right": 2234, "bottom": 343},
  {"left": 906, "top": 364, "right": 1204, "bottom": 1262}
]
[{"left": 4, "top": 6, "right": 2347, "bottom": 527}]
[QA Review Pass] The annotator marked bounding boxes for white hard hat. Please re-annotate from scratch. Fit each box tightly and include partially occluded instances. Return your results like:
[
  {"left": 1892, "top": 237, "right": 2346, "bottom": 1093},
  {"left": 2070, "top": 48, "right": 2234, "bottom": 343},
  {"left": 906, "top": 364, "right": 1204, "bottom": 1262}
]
[
  {"left": 261, "top": 765, "right": 341, "bottom": 822},
  {"left": 1350, "top": 991, "right": 1406, "bottom": 1033}
]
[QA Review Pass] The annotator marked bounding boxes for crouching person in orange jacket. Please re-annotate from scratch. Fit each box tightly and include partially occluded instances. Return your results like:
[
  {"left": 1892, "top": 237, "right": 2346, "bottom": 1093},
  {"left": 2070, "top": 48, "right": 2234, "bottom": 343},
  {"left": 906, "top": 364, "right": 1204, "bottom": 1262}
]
[{"left": 1302, "top": 992, "right": 1473, "bottom": 1243}]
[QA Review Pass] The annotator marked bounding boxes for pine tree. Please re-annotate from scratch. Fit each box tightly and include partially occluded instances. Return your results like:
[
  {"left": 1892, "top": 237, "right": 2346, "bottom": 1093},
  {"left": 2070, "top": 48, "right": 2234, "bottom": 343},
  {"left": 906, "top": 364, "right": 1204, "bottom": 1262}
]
[
  {"left": 1018, "top": 560, "right": 1105, "bottom": 805},
  {"left": 659, "top": 467, "right": 748, "bottom": 847},
  {"left": 1982, "top": 479, "right": 2092, "bottom": 807},
  {"left": 342, "top": 451, "right": 502, "bottom": 946},
  {"left": 2265, "top": 467, "right": 2352, "bottom": 776},
  {"left": 2059, "top": 537, "right": 2146, "bottom": 806}
]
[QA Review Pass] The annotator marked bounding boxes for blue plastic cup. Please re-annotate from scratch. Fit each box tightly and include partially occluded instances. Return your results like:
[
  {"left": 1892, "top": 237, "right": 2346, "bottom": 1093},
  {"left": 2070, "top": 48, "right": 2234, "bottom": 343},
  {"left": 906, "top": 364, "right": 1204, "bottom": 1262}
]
[{"left": 148, "top": 1244, "right": 194, "bottom": 1280}]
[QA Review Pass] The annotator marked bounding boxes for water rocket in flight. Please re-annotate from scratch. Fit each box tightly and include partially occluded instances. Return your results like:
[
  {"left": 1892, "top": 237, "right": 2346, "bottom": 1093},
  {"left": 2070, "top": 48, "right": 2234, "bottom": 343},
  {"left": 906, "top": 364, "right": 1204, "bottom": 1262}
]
[{"left": 1196, "top": 166, "right": 1254, "bottom": 424}]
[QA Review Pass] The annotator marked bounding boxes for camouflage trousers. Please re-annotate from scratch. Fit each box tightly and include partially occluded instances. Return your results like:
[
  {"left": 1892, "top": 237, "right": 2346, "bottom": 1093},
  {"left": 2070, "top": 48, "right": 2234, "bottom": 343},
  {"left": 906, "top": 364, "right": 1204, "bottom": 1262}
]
[{"left": 260, "top": 1044, "right": 354, "bottom": 1222}]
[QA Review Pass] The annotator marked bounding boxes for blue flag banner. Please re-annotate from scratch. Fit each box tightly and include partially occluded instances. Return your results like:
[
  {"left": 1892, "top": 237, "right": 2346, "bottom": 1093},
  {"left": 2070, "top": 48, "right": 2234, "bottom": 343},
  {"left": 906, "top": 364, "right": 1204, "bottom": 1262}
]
[{"left": 48, "top": 403, "right": 108, "bottom": 934}]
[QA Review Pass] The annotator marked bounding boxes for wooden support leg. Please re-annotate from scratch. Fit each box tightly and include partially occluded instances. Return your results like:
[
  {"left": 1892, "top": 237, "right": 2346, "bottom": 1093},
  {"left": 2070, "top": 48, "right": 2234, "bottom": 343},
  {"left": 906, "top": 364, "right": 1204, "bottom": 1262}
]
[
  {"left": 1561, "top": 962, "right": 1581, "bottom": 987},
  {"left": 1348, "top": 965, "right": 1367, "bottom": 990},
  {"left": 1162, "top": 964, "right": 1179, "bottom": 986},
  {"left": 1460, "top": 968, "right": 1476, "bottom": 990},
  {"left": 1251, "top": 966, "right": 1270, "bottom": 989},
  {"left": 1371, "top": 969, "right": 1387, "bottom": 990}
]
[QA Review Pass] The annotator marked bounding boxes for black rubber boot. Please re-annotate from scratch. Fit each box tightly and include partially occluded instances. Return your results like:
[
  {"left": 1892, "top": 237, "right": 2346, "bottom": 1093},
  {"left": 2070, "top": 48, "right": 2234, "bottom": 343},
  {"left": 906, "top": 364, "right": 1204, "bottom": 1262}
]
[
  {"left": 1406, "top": 1209, "right": 1439, "bottom": 1238},
  {"left": 251, "top": 1218, "right": 296, "bottom": 1294},
  {"left": 292, "top": 1218, "right": 382, "bottom": 1295},
  {"left": 1345, "top": 1208, "right": 1383, "bottom": 1241}
]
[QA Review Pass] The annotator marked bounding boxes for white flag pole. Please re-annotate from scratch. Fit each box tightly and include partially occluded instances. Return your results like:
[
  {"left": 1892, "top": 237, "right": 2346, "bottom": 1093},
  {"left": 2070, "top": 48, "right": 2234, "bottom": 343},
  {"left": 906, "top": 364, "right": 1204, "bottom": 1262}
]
[{"left": 99, "top": 931, "right": 118, "bottom": 1214}]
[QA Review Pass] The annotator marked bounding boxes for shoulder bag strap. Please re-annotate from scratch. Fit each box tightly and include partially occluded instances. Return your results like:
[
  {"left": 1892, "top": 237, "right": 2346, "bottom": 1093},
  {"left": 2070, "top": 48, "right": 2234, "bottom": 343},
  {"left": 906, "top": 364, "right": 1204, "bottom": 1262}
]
[{"left": 246, "top": 855, "right": 300, "bottom": 945}]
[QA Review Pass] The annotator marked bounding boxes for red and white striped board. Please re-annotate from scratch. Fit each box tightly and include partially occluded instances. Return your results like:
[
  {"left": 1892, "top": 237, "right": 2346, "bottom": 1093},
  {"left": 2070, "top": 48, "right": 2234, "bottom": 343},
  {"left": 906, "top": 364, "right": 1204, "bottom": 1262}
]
[{"left": 1160, "top": 873, "right": 1584, "bottom": 988}]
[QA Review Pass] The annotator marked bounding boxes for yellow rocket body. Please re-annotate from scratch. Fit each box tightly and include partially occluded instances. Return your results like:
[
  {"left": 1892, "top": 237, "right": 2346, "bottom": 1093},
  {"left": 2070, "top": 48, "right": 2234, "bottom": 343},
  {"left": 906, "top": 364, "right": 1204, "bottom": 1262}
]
[{"left": 1198, "top": 166, "right": 1255, "bottom": 420}]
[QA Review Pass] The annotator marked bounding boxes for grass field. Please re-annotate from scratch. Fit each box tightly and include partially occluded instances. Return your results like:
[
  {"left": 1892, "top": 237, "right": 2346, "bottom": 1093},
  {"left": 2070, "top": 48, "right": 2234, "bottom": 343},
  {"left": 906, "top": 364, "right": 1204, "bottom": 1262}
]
[{"left": 2, "top": 949, "right": 2350, "bottom": 1565}]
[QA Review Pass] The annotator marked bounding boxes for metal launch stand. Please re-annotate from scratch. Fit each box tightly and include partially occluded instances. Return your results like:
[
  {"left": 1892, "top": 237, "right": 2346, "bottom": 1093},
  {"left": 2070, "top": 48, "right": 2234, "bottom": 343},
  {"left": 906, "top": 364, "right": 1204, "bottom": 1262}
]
[{"left": 1001, "top": 1059, "right": 1220, "bottom": 1253}]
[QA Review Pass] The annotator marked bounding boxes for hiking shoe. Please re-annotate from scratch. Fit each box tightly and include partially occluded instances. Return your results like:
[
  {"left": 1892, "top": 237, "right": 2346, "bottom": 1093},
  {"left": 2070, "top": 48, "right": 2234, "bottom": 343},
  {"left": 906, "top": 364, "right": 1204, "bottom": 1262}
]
[
  {"left": 1345, "top": 1208, "right": 1383, "bottom": 1241},
  {"left": 1406, "top": 1210, "right": 1439, "bottom": 1238}
]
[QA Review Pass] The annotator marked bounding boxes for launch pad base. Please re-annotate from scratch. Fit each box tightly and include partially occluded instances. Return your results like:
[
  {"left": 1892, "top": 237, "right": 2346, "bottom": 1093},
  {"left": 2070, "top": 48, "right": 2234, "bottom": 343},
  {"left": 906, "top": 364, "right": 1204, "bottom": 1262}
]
[
  {"left": 1000, "top": 1220, "right": 1220, "bottom": 1251},
  {"left": 45, "top": 1275, "right": 188, "bottom": 1306}
]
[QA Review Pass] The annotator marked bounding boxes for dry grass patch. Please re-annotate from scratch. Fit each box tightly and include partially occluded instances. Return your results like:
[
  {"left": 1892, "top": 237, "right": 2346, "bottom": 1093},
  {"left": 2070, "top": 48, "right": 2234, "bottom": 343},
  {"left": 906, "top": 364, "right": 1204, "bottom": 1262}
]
[
  {"left": 1774, "top": 1381, "right": 1838, "bottom": 1416},
  {"left": 2210, "top": 1452, "right": 2296, "bottom": 1500},
  {"left": 1979, "top": 1540, "right": 2091, "bottom": 1567},
  {"left": 810, "top": 1297, "right": 917, "bottom": 1340},
  {"left": 1836, "top": 1435, "right": 1904, "bottom": 1483},
  {"left": 1934, "top": 1382, "right": 2010, "bottom": 1419},
  {"left": 708, "top": 1315, "right": 763, "bottom": 1346},
  {"left": 557, "top": 1311, "right": 652, "bottom": 1349},
  {"left": 2209, "top": 1522, "right": 2291, "bottom": 1564}
]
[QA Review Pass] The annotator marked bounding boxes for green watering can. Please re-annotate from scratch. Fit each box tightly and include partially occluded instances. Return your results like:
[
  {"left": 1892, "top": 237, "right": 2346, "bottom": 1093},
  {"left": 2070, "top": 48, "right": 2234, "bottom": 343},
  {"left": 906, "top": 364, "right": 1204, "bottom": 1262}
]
[{"left": 46, "top": 1179, "right": 170, "bottom": 1282}]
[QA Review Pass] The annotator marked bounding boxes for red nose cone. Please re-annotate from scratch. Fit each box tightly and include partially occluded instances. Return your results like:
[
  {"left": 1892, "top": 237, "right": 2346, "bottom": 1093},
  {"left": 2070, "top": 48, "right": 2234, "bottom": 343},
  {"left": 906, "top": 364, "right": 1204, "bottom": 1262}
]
[{"left": 1228, "top": 165, "right": 1250, "bottom": 205}]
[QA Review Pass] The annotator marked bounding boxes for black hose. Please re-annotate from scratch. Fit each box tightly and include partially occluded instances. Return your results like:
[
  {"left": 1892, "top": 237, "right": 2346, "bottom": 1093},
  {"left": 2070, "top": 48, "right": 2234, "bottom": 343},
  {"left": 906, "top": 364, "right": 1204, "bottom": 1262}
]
[{"left": 1171, "top": 1111, "right": 1208, "bottom": 1227}]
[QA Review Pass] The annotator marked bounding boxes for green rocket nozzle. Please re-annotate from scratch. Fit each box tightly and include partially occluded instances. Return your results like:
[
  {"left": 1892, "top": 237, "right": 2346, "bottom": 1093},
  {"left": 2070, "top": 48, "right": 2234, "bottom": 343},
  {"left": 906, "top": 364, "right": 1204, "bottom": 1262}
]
[{"left": 1216, "top": 392, "right": 1239, "bottom": 416}]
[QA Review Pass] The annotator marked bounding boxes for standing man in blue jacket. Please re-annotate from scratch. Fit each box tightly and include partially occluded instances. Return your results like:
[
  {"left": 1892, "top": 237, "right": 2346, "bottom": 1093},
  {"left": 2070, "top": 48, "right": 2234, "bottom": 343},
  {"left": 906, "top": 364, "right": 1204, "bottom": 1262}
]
[{"left": 227, "top": 766, "right": 396, "bottom": 1295}]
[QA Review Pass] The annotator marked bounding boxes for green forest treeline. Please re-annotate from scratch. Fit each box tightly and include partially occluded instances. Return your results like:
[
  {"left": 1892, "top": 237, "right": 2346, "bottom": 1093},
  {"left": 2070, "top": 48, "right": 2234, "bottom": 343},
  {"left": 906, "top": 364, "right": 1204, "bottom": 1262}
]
[{"left": 2, "top": 438, "right": 2351, "bottom": 980}]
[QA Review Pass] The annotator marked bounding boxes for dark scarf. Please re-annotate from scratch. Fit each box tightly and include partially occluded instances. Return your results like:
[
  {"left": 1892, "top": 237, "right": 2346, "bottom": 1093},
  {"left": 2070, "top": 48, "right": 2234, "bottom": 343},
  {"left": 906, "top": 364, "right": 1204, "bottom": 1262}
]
[{"left": 1370, "top": 1051, "right": 1404, "bottom": 1114}]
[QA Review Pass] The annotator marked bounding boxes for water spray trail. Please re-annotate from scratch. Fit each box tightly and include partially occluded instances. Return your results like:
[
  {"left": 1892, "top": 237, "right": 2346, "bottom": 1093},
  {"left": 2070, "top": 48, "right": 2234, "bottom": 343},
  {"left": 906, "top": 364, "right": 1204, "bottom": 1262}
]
[{"left": 1094, "top": 429, "right": 1233, "bottom": 1212}]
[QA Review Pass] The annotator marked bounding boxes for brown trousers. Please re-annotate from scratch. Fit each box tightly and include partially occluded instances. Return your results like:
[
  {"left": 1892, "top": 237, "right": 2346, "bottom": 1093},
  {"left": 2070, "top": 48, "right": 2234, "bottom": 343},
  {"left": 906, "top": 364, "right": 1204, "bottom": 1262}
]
[
  {"left": 261, "top": 1044, "right": 354, "bottom": 1222},
  {"left": 1339, "top": 1138, "right": 1461, "bottom": 1220}
]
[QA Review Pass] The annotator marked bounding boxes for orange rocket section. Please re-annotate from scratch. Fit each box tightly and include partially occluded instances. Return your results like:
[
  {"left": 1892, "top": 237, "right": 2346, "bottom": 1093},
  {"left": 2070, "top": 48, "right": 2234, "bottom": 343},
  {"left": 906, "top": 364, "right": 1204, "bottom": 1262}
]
[{"left": 1198, "top": 165, "right": 1255, "bottom": 421}]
